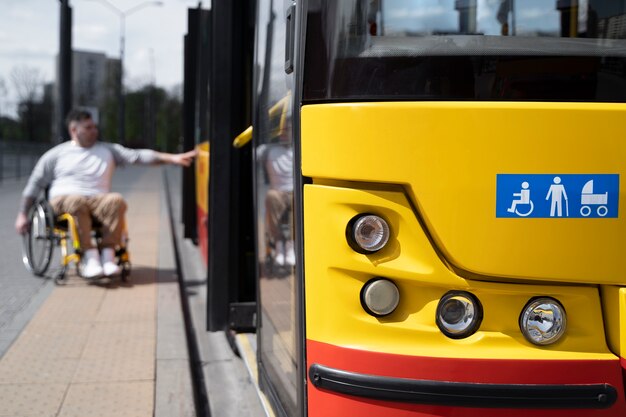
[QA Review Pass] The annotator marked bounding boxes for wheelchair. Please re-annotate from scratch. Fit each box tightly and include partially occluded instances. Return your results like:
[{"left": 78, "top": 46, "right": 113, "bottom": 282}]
[
  {"left": 21, "top": 197, "right": 131, "bottom": 284},
  {"left": 264, "top": 202, "right": 293, "bottom": 277}
]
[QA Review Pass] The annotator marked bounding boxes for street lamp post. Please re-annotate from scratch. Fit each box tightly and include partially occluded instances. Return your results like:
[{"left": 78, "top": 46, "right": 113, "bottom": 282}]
[
  {"left": 58, "top": 0, "right": 72, "bottom": 142},
  {"left": 85, "top": 0, "right": 162, "bottom": 142}
]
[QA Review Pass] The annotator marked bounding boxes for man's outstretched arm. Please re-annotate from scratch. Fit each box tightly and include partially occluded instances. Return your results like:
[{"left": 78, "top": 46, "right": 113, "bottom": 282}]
[{"left": 153, "top": 149, "right": 198, "bottom": 167}]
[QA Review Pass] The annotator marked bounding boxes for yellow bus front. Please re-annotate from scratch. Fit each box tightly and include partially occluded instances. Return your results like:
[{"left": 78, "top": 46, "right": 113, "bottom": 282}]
[{"left": 301, "top": 2, "right": 626, "bottom": 416}]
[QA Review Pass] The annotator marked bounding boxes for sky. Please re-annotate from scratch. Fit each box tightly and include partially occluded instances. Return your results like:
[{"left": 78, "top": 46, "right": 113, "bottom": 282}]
[
  {"left": 383, "top": 0, "right": 563, "bottom": 36},
  {"left": 0, "top": 0, "right": 205, "bottom": 116}
]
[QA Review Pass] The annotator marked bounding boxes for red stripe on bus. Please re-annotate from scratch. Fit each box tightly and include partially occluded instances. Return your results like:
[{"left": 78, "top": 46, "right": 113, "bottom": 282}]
[
  {"left": 196, "top": 206, "right": 208, "bottom": 266},
  {"left": 306, "top": 339, "right": 626, "bottom": 417}
]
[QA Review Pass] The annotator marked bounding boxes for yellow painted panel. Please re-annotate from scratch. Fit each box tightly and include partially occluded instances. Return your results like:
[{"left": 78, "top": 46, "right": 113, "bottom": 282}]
[
  {"left": 301, "top": 102, "right": 626, "bottom": 284},
  {"left": 601, "top": 286, "right": 626, "bottom": 358},
  {"left": 304, "top": 184, "right": 614, "bottom": 360},
  {"left": 195, "top": 141, "right": 210, "bottom": 213}
]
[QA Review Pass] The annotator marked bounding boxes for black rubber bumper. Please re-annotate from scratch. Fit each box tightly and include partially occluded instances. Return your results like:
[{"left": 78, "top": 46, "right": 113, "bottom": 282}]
[{"left": 309, "top": 363, "right": 617, "bottom": 409}]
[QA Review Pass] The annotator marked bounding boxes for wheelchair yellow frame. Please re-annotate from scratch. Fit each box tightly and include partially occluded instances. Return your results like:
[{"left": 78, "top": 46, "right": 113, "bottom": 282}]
[
  {"left": 53, "top": 212, "right": 131, "bottom": 284},
  {"left": 55, "top": 213, "right": 81, "bottom": 269}
]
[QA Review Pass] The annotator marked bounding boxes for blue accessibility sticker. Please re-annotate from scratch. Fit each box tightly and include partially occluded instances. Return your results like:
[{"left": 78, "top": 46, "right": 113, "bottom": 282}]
[{"left": 496, "top": 174, "right": 619, "bottom": 218}]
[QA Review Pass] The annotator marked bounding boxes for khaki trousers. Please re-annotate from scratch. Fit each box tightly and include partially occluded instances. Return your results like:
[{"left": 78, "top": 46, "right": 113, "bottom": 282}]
[
  {"left": 265, "top": 189, "right": 292, "bottom": 244},
  {"left": 50, "top": 193, "right": 127, "bottom": 250}
]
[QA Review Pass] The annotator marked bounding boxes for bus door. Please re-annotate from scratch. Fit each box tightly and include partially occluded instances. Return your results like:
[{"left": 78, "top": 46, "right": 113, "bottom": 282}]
[{"left": 253, "top": 1, "right": 299, "bottom": 416}]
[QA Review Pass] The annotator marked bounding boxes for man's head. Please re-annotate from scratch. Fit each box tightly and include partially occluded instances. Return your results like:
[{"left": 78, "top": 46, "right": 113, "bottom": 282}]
[{"left": 66, "top": 109, "right": 98, "bottom": 147}]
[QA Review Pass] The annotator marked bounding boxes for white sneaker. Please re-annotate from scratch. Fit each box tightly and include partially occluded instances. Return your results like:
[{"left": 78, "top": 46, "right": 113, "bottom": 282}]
[
  {"left": 82, "top": 248, "right": 103, "bottom": 279},
  {"left": 101, "top": 248, "right": 121, "bottom": 276},
  {"left": 275, "top": 241, "right": 285, "bottom": 266},
  {"left": 285, "top": 240, "right": 295, "bottom": 266}
]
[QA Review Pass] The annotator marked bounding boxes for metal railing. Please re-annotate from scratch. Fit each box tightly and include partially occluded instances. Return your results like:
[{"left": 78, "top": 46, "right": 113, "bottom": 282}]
[{"left": 0, "top": 140, "right": 52, "bottom": 183}]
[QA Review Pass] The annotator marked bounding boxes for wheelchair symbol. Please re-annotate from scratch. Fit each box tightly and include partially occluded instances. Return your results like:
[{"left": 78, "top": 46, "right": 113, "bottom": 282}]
[{"left": 507, "top": 181, "right": 534, "bottom": 217}]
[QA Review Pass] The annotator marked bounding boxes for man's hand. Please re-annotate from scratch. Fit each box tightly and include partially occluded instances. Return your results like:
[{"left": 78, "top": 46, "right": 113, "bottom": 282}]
[
  {"left": 15, "top": 212, "right": 29, "bottom": 235},
  {"left": 158, "top": 149, "right": 198, "bottom": 167},
  {"left": 172, "top": 149, "right": 198, "bottom": 167}
]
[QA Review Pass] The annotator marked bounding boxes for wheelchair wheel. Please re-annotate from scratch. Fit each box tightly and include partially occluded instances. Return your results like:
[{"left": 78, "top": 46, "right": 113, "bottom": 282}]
[
  {"left": 55, "top": 266, "right": 68, "bottom": 285},
  {"left": 121, "top": 262, "right": 131, "bottom": 282},
  {"left": 22, "top": 199, "right": 55, "bottom": 276}
]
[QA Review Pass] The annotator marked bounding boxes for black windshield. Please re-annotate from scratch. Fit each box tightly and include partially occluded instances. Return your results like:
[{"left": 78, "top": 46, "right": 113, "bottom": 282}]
[{"left": 303, "top": 0, "right": 626, "bottom": 102}]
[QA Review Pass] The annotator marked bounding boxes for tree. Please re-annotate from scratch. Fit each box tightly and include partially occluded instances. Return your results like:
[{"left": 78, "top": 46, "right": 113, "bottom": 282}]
[
  {"left": 0, "top": 116, "right": 21, "bottom": 140},
  {"left": 124, "top": 84, "right": 181, "bottom": 151},
  {"left": 99, "top": 60, "right": 121, "bottom": 143},
  {"left": 0, "top": 77, "right": 7, "bottom": 139},
  {"left": 10, "top": 65, "right": 49, "bottom": 142},
  {"left": 156, "top": 85, "right": 182, "bottom": 152},
  {"left": 0, "top": 76, "right": 7, "bottom": 112},
  {"left": 10, "top": 65, "right": 43, "bottom": 104}
]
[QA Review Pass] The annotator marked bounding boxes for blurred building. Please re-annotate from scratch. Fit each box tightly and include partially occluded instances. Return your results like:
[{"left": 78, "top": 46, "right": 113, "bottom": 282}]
[
  {"left": 53, "top": 50, "right": 120, "bottom": 140},
  {"left": 71, "top": 50, "right": 120, "bottom": 124}
]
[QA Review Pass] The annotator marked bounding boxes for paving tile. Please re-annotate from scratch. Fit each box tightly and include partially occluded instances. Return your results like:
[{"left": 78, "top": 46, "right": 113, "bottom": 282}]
[
  {"left": 80, "top": 335, "right": 155, "bottom": 362},
  {"left": 0, "top": 356, "right": 79, "bottom": 384},
  {"left": 2, "top": 323, "right": 91, "bottom": 360},
  {"left": 73, "top": 322, "right": 156, "bottom": 383},
  {"left": 81, "top": 321, "right": 156, "bottom": 352},
  {"left": 72, "top": 355, "right": 155, "bottom": 383},
  {"left": 58, "top": 381, "right": 154, "bottom": 417},
  {"left": 94, "top": 286, "right": 156, "bottom": 323},
  {"left": 0, "top": 383, "right": 67, "bottom": 417},
  {"left": 29, "top": 287, "right": 105, "bottom": 324}
]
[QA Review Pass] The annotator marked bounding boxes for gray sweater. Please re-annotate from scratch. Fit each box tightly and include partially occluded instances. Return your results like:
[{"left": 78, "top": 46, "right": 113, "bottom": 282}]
[{"left": 21, "top": 141, "right": 157, "bottom": 212}]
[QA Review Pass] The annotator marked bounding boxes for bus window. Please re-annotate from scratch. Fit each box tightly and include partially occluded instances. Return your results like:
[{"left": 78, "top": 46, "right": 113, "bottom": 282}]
[{"left": 304, "top": 0, "right": 626, "bottom": 102}]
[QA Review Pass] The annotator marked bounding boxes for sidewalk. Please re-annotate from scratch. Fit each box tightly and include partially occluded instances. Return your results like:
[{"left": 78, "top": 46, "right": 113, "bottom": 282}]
[{"left": 0, "top": 166, "right": 194, "bottom": 417}]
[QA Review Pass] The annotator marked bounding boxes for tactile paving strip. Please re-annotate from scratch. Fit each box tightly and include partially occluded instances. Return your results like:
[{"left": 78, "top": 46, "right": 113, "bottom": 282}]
[
  {"left": 58, "top": 381, "right": 153, "bottom": 417},
  {"left": 95, "top": 284, "right": 156, "bottom": 323},
  {"left": 0, "top": 167, "right": 166, "bottom": 416},
  {"left": 0, "top": 383, "right": 67, "bottom": 417},
  {"left": 73, "top": 321, "right": 156, "bottom": 383}
]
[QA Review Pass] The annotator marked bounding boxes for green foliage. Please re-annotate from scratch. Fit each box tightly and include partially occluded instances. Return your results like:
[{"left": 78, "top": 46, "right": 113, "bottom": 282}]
[
  {"left": 0, "top": 66, "right": 181, "bottom": 148},
  {"left": 123, "top": 85, "right": 181, "bottom": 151},
  {"left": 17, "top": 98, "right": 53, "bottom": 142},
  {"left": 0, "top": 116, "right": 22, "bottom": 140},
  {"left": 3, "top": 65, "right": 54, "bottom": 142},
  {"left": 99, "top": 65, "right": 120, "bottom": 143},
  {"left": 0, "top": 96, "right": 53, "bottom": 142},
  {"left": 156, "top": 89, "right": 182, "bottom": 152},
  {"left": 99, "top": 93, "right": 119, "bottom": 143}
]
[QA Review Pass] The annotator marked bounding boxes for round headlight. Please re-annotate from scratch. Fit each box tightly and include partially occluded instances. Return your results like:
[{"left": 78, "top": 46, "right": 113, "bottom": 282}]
[
  {"left": 361, "top": 278, "right": 400, "bottom": 317},
  {"left": 348, "top": 214, "right": 390, "bottom": 253},
  {"left": 520, "top": 297, "right": 566, "bottom": 346},
  {"left": 436, "top": 291, "right": 482, "bottom": 339}
]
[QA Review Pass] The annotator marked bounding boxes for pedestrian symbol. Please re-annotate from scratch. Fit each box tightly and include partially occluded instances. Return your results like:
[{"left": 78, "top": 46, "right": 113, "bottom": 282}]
[
  {"left": 496, "top": 174, "right": 619, "bottom": 218},
  {"left": 545, "top": 176, "right": 568, "bottom": 217}
]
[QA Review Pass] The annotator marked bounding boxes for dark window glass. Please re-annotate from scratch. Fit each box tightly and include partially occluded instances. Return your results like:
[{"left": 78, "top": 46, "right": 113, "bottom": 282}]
[
  {"left": 254, "top": 0, "right": 297, "bottom": 415},
  {"left": 304, "top": 0, "right": 626, "bottom": 102}
]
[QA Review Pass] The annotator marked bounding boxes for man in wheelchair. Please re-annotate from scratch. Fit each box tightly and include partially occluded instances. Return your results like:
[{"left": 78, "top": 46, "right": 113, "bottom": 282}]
[{"left": 15, "top": 109, "right": 196, "bottom": 279}]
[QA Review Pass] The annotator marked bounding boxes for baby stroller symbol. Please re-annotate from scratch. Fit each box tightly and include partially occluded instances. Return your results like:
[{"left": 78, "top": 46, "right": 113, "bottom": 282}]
[
  {"left": 507, "top": 181, "right": 534, "bottom": 217},
  {"left": 580, "top": 180, "right": 608, "bottom": 217}
]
